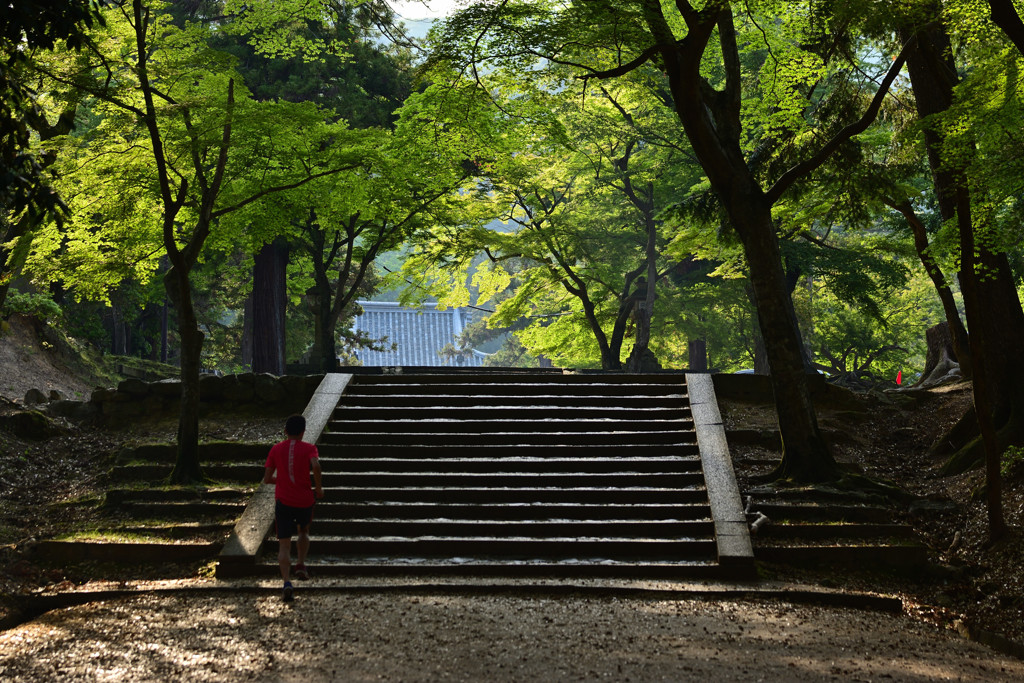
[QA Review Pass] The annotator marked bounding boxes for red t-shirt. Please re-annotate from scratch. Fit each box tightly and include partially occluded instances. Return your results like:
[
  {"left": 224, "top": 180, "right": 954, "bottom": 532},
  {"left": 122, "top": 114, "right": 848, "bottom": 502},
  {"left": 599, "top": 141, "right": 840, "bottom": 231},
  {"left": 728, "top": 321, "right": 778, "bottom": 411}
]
[{"left": 265, "top": 438, "right": 319, "bottom": 508}]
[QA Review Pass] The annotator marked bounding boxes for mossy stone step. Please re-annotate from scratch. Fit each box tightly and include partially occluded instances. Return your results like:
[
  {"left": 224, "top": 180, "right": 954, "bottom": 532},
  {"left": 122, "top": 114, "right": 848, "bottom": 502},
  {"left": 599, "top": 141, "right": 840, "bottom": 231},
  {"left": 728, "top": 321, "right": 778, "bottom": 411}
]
[
  {"left": 105, "top": 487, "right": 250, "bottom": 504},
  {"left": 116, "top": 522, "right": 234, "bottom": 539},
  {"left": 119, "top": 502, "right": 246, "bottom": 519},
  {"left": 115, "top": 442, "right": 268, "bottom": 465},
  {"left": 754, "top": 544, "right": 928, "bottom": 567},
  {"left": 109, "top": 463, "right": 262, "bottom": 483},
  {"left": 751, "top": 522, "right": 917, "bottom": 541},
  {"left": 33, "top": 540, "right": 221, "bottom": 564},
  {"left": 748, "top": 502, "right": 893, "bottom": 524}
]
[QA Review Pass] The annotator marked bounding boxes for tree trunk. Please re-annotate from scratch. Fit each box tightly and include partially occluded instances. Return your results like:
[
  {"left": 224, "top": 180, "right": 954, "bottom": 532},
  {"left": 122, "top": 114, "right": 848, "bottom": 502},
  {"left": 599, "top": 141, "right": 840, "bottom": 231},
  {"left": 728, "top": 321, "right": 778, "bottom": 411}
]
[
  {"left": 987, "top": 0, "right": 1024, "bottom": 55},
  {"left": 736, "top": 199, "right": 838, "bottom": 482},
  {"left": 897, "top": 21, "right": 973, "bottom": 378},
  {"left": 322, "top": 303, "right": 343, "bottom": 372},
  {"left": 687, "top": 338, "right": 708, "bottom": 372},
  {"left": 641, "top": 5, "right": 851, "bottom": 482},
  {"left": 626, "top": 213, "right": 659, "bottom": 373},
  {"left": 900, "top": 11, "right": 1024, "bottom": 539},
  {"left": 241, "top": 294, "right": 254, "bottom": 367},
  {"left": 250, "top": 238, "right": 289, "bottom": 375},
  {"left": 569, "top": 284, "right": 619, "bottom": 370},
  {"left": 165, "top": 265, "right": 205, "bottom": 484},
  {"left": 0, "top": 214, "right": 33, "bottom": 315},
  {"left": 956, "top": 190, "right": 1015, "bottom": 540},
  {"left": 752, "top": 330, "right": 770, "bottom": 375},
  {"left": 308, "top": 273, "right": 338, "bottom": 372},
  {"left": 912, "top": 322, "right": 959, "bottom": 387},
  {"left": 160, "top": 297, "right": 169, "bottom": 363}
]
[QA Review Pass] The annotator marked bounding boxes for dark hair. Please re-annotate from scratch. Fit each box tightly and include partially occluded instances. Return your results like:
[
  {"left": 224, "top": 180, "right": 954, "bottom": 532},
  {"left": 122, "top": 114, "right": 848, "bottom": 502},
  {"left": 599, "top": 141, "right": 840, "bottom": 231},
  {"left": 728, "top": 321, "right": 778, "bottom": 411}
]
[{"left": 285, "top": 414, "right": 306, "bottom": 436}]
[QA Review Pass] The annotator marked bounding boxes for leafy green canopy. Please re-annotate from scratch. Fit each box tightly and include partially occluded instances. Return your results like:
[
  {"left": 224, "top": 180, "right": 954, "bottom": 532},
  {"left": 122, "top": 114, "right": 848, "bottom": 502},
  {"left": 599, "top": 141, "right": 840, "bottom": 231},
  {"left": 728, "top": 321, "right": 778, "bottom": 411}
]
[{"left": 25, "top": 2, "right": 363, "bottom": 304}]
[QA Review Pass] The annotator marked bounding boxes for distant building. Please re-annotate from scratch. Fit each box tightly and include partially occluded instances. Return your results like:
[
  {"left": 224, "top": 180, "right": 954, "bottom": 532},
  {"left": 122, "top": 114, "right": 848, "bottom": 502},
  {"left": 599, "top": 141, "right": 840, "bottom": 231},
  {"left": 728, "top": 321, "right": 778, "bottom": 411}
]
[{"left": 352, "top": 301, "right": 487, "bottom": 367}]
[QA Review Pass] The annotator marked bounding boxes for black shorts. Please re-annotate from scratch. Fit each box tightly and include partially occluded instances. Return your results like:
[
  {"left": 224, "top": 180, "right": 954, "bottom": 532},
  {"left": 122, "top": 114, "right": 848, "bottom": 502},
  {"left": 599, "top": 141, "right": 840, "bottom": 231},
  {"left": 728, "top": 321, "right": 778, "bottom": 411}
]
[{"left": 275, "top": 500, "right": 314, "bottom": 539}]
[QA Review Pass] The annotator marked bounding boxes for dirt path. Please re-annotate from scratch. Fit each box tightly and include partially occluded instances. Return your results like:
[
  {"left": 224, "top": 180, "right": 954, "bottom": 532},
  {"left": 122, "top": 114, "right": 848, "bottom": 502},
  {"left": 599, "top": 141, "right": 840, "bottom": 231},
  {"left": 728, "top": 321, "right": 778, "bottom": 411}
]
[{"left": 2, "top": 589, "right": 1023, "bottom": 681}]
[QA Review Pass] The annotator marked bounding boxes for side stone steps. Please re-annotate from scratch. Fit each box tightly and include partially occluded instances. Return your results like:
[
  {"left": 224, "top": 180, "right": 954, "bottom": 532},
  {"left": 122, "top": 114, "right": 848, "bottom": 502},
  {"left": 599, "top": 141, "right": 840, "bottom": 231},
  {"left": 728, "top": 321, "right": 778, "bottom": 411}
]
[
  {"left": 118, "top": 501, "right": 245, "bottom": 519},
  {"left": 744, "top": 495, "right": 928, "bottom": 568},
  {"left": 219, "top": 371, "right": 754, "bottom": 579},
  {"left": 109, "top": 463, "right": 263, "bottom": 483}
]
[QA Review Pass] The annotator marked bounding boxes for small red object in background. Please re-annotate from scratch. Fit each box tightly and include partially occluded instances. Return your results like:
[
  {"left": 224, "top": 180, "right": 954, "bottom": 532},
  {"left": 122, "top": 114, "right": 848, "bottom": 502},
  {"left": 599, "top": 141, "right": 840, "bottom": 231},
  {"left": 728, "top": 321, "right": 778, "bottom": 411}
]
[{"left": 897, "top": 370, "right": 902, "bottom": 385}]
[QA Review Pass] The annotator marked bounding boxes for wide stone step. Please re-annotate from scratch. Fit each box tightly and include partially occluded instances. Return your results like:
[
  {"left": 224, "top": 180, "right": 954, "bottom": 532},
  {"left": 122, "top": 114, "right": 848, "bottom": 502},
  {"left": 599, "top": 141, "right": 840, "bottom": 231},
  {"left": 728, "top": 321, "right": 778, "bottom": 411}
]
[
  {"left": 317, "top": 472, "right": 705, "bottom": 488},
  {"left": 268, "top": 537, "right": 718, "bottom": 561},
  {"left": 237, "top": 560, "right": 733, "bottom": 580},
  {"left": 308, "top": 519, "right": 715, "bottom": 538},
  {"left": 317, "top": 457, "right": 703, "bottom": 474},
  {"left": 316, "top": 443, "right": 702, "bottom": 458},
  {"left": 346, "top": 383, "right": 686, "bottom": 397},
  {"left": 315, "top": 487, "right": 707, "bottom": 504},
  {"left": 217, "top": 372, "right": 756, "bottom": 580},
  {"left": 337, "top": 395, "right": 687, "bottom": 408},
  {"left": 351, "top": 373, "right": 686, "bottom": 385},
  {"left": 325, "top": 419, "right": 695, "bottom": 434},
  {"left": 331, "top": 406, "right": 692, "bottom": 421},
  {"left": 312, "top": 502, "right": 711, "bottom": 521},
  {"left": 318, "top": 431, "right": 698, "bottom": 446}
]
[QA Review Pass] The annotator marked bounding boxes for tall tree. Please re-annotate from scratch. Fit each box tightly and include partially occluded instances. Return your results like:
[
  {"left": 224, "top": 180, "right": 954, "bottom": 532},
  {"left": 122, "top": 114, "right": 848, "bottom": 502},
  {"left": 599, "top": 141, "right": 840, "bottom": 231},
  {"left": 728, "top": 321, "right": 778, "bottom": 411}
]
[
  {"left": 398, "top": 65, "right": 700, "bottom": 370},
  {"left": 32, "top": 0, "right": 361, "bottom": 482},
  {"left": 0, "top": 0, "right": 103, "bottom": 312},
  {"left": 219, "top": 0, "right": 415, "bottom": 372},
  {"left": 432, "top": 1, "right": 912, "bottom": 482},
  {"left": 894, "top": 0, "right": 1024, "bottom": 538}
]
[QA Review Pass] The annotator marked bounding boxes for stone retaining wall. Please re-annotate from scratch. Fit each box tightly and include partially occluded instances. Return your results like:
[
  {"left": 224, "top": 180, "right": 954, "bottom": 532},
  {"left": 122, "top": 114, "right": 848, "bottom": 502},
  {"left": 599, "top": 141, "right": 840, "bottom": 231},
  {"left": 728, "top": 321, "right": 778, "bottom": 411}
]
[{"left": 42, "top": 373, "right": 325, "bottom": 423}]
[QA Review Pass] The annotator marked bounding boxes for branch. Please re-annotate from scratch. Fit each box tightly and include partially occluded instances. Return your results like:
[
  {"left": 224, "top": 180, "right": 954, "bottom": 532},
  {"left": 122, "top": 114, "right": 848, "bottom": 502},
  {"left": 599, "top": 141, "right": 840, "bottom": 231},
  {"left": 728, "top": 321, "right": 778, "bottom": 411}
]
[
  {"left": 577, "top": 43, "right": 663, "bottom": 82},
  {"left": 798, "top": 230, "right": 841, "bottom": 250},
  {"left": 988, "top": 0, "right": 1024, "bottom": 56},
  {"left": 181, "top": 107, "right": 209, "bottom": 195},
  {"left": 765, "top": 36, "right": 916, "bottom": 204},
  {"left": 855, "top": 343, "right": 906, "bottom": 373},
  {"left": 210, "top": 162, "right": 359, "bottom": 219}
]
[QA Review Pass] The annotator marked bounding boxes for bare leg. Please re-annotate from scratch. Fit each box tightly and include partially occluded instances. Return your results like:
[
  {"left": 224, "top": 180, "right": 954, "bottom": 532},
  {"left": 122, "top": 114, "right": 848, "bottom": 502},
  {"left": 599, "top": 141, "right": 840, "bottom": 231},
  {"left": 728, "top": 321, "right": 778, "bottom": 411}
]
[
  {"left": 278, "top": 538, "right": 292, "bottom": 581},
  {"left": 297, "top": 525, "right": 311, "bottom": 566}
]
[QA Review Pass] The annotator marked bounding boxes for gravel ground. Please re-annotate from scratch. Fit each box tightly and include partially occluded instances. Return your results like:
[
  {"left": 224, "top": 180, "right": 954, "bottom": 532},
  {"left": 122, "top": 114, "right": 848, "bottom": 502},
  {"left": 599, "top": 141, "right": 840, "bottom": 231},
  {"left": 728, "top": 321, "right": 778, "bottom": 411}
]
[{"left": 2, "top": 586, "right": 1024, "bottom": 682}]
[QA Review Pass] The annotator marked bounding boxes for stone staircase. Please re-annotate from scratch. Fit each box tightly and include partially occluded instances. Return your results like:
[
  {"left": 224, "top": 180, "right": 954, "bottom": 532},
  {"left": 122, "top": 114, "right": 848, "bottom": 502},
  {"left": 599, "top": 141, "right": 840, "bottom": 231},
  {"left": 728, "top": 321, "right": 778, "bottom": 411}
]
[{"left": 221, "top": 371, "right": 754, "bottom": 579}]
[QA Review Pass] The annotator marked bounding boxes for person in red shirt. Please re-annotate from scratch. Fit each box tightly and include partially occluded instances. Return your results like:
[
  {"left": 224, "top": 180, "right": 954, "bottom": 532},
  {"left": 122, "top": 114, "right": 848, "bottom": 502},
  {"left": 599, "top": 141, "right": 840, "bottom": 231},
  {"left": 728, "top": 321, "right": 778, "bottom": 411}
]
[{"left": 264, "top": 414, "right": 323, "bottom": 602}]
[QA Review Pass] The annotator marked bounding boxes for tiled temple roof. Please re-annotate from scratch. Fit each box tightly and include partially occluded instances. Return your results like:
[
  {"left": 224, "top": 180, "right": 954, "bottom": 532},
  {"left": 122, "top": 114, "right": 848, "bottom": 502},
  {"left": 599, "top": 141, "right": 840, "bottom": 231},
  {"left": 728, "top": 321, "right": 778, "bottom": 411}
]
[{"left": 352, "top": 301, "right": 487, "bottom": 367}]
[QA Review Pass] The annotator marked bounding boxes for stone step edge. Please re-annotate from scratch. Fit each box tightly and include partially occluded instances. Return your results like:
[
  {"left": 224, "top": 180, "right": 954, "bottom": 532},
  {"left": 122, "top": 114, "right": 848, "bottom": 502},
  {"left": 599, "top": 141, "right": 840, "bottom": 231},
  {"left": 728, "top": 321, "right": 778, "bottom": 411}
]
[
  {"left": 33, "top": 540, "right": 221, "bottom": 564},
  {"left": 263, "top": 536, "right": 718, "bottom": 543},
  {"left": 217, "top": 561, "right": 749, "bottom": 581},
  {"left": 754, "top": 545, "right": 928, "bottom": 566}
]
